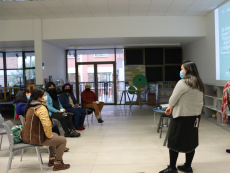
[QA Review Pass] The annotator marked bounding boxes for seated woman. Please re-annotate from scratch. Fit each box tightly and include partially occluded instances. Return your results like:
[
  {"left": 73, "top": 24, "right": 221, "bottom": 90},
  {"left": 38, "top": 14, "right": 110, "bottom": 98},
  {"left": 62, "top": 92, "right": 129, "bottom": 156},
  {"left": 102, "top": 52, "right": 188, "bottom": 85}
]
[
  {"left": 81, "top": 84, "right": 104, "bottom": 123},
  {"left": 21, "top": 88, "right": 70, "bottom": 171},
  {"left": 45, "top": 82, "right": 80, "bottom": 138},
  {"left": 59, "top": 83, "right": 86, "bottom": 131},
  {"left": 14, "top": 89, "right": 31, "bottom": 116}
]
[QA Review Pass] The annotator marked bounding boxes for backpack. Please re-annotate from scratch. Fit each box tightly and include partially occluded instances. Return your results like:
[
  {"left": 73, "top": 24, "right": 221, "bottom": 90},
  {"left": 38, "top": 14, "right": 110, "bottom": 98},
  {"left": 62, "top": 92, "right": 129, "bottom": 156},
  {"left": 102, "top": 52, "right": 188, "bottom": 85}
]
[{"left": 11, "top": 125, "right": 23, "bottom": 144}]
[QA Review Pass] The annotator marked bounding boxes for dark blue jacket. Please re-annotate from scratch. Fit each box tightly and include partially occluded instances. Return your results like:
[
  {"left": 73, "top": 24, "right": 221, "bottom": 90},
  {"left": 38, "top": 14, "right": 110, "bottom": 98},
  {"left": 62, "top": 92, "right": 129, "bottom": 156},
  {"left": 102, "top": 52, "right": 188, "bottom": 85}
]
[
  {"left": 59, "top": 92, "right": 78, "bottom": 109},
  {"left": 16, "top": 102, "right": 27, "bottom": 116}
]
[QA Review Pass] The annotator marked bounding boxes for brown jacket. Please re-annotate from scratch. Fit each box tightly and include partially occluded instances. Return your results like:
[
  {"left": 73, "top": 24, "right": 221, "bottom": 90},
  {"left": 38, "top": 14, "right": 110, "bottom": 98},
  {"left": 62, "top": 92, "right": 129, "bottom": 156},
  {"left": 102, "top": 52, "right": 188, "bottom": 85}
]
[{"left": 22, "top": 101, "right": 52, "bottom": 145}]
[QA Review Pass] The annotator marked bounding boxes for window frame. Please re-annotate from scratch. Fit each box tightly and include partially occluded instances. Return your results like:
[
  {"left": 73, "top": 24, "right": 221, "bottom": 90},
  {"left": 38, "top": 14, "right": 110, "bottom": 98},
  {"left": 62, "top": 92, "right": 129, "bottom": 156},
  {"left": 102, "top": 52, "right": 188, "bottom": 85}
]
[{"left": 1, "top": 51, "right": 35, "bottom": 87}]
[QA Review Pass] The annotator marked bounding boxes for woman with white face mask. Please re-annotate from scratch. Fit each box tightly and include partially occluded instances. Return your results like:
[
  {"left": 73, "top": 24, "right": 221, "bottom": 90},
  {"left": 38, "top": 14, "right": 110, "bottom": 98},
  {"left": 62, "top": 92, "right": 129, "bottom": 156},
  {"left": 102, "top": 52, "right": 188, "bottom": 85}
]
[
  {"left": 21, "top": 88, "right": 70, "bottom": 171},
  {"left": 160, "top": 61, "right": 204, "bottom": 173}
]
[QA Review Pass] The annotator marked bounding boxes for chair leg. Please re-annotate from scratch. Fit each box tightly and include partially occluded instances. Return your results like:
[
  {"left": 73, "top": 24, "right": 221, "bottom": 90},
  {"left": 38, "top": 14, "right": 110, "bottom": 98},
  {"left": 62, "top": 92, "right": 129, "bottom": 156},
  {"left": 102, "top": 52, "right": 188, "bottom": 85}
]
[
  {"left": 20, "top": 149, "right": 24, "bottom": 162},
  {"left": 35, "top": 147, "right": 43, "bottom": 173},
  {"left": 7, "top": 151, "right": 13, "bottom": 172},
  {"left": 0, "top": 135, "right": 3, "bottom": 151},
  {"left": 87, "top": 114, "right": 89, "bottom": 127},
  {"left": 157, "top": 116, "right": 162, "bottom": 133},
  {"left": 38, "top": 147, "right": 43, "bottom": 164},
  {"left": 160, "top": 118, "right": 164, "bottom": 138}
]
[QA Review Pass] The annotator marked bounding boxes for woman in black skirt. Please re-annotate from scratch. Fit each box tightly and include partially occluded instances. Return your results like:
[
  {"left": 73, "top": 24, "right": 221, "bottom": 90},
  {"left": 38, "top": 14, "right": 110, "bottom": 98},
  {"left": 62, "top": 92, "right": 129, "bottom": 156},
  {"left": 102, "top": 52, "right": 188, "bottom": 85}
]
[{"left": 160, "top": 61, "right": 204, "bottom": 173}]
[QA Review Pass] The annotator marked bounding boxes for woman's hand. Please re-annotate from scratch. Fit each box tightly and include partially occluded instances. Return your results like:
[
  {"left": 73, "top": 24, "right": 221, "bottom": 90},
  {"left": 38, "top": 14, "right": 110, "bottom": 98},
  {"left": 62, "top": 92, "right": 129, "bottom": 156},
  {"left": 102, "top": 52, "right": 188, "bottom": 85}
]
[
  {"left": 76, "top": 104, "right": 79, "bottom": 109},
  {"left": 72, "top": 105, "right": 75, "bottom": 108},
  {"left": 165, "top": 107, "right": 173, "bottom": 115},
  {"left": 48, "top": 134, "right": 54, "bottom": 139}
]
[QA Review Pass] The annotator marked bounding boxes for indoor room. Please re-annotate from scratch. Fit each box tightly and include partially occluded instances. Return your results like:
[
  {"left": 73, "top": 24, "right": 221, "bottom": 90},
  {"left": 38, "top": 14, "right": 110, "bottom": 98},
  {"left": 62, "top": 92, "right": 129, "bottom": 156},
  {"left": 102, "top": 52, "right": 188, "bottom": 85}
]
[{"left": 0, "top": 0, "right": 230, "bottom": 173}]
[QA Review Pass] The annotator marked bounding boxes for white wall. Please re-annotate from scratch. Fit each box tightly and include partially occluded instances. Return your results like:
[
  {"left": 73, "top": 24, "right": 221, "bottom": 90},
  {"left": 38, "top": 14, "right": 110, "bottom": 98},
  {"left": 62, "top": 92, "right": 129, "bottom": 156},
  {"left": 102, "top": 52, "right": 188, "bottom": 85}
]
[
  {"left": 42, "top": 41, "right": 66, "bottom": 83},
  {"left": 183, "top": 11, "right": 228, "bottom": 86},
  {"left": 0, "top": 20, "right": 34, "bottom": 41},
  {"left": 42, "top": 16, "right": 206, "bottom": 40}
]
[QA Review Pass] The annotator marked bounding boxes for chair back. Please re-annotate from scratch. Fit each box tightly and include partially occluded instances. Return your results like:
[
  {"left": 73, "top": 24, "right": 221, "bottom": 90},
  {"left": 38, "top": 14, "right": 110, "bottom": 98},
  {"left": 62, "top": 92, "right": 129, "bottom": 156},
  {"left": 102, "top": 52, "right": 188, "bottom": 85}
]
[
  {"left": 19, "top": 115, "right": 24, "bottom": 126},
  {"left": 2, "top": 120, "right": 15, "bottom": 150}
]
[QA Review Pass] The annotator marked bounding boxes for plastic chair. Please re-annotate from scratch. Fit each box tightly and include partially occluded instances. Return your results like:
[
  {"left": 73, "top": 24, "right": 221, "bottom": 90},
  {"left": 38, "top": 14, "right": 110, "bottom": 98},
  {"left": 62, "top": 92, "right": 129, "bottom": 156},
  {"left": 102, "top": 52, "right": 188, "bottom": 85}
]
[
  {"left": 0, "top": 114, "right": 6, "bottom": 150},
  {"left": 3, "top": 120, "right": 44, "bottom": 173},
  {"left": 18, "top": 115, "right": 24, "bottom": 126},
  {"left": 85, "top": 108, "right": 95, "bottom": 127}
]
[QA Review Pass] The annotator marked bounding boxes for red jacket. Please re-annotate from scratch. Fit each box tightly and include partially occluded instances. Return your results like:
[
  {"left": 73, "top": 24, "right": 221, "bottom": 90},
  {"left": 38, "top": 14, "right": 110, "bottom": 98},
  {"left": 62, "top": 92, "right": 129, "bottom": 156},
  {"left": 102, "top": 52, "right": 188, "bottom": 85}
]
[{"left": 81, "top": 90, "right": 98, "bottom": 105}]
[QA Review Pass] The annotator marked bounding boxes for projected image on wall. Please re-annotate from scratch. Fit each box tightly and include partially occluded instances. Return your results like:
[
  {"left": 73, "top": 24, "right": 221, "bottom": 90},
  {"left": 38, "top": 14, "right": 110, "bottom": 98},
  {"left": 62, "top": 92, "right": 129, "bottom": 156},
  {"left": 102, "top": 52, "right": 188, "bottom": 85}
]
[{"left": 215, "top": 1, "right": 230, "bottom": 80}]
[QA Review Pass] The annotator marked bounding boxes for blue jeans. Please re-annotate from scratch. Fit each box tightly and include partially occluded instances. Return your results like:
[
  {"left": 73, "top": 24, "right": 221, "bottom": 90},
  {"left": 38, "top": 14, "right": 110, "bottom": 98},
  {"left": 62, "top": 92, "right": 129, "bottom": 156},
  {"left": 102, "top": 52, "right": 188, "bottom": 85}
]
[{"left": 67, "top": 106, "right": 86, "bottom": 127}]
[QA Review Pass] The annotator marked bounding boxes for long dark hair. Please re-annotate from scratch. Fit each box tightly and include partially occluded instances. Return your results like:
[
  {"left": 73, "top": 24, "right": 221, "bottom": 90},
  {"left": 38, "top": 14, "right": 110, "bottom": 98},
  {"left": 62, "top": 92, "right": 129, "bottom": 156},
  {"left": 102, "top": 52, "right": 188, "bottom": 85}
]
[
  {"left": 182, "top": 61, "right": 204, "bottom": 93},
  {"left": 45, "top": 82, "right": 56, "bottom": 91},
  {"left": 24, "top": 88, "right": 45, "bottom": 116},
  {"left": 14, "top": 91, "right": 28, "bottom": 103}
]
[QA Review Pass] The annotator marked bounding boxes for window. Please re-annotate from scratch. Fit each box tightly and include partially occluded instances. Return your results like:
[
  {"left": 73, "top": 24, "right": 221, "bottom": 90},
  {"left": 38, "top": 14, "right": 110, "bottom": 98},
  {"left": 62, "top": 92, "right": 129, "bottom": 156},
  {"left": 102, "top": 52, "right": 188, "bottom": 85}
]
[
  {"left": 1, "top": 51, "right": 35, "bottom": 87},
  {"left": 94, "top": 54, "right": 108, "bottom": 57}
]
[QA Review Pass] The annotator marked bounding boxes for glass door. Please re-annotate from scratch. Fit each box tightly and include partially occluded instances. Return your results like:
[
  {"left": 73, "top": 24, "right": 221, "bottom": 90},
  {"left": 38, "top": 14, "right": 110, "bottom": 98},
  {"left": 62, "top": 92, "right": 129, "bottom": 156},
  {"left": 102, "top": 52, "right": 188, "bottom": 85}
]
[
  {"left": 97, "top": 64, "right": 115, "bottom": 104},
  {"left": 77, "top": 64, "right": 95, "bottom": 104},
  {"left": 77, "top": 63, "right": 116, "bottom": 105}
]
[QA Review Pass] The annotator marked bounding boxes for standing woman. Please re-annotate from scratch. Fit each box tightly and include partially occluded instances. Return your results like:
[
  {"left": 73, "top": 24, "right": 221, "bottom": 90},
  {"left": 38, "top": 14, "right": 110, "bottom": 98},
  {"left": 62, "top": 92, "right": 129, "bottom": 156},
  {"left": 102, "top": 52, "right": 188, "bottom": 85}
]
[{"left": 160, "top": 61, "right": 204, "bottom": 173}]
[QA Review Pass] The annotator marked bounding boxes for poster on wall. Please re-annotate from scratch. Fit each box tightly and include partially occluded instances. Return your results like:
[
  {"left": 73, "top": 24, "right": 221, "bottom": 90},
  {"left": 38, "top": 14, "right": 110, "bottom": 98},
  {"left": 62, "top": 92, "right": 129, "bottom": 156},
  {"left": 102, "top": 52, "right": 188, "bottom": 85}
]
[{"left": 125, "top": 65, "right": 145, "bottom": 86}]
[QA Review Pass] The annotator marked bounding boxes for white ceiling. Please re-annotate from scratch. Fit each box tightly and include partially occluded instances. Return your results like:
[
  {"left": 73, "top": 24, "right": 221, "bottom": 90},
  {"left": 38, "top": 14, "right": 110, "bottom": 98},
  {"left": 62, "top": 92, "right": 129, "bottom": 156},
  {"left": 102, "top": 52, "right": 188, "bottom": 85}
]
[{"left": 0, "top": 0, "right": 227, "bottom": 20}]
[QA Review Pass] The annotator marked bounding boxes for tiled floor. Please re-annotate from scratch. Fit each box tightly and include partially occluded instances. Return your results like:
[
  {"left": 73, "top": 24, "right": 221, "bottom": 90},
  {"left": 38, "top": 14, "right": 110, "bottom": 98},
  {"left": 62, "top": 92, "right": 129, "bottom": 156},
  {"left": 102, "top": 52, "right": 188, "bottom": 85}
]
[{"left": 1, "top": 105, "right": 230, "bottom": 173}]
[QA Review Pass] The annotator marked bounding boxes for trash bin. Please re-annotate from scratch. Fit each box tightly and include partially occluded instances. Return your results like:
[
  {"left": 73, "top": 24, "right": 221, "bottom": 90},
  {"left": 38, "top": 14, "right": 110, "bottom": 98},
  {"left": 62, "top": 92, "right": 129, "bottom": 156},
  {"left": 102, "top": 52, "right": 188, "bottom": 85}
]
[{"left": 147, "top": 93, "right": 156, "bottom": 105}]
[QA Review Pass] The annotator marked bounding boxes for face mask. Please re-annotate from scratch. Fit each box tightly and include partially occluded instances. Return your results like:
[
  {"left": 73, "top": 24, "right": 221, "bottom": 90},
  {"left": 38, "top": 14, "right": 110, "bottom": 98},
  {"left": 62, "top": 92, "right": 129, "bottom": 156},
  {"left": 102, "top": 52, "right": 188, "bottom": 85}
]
[
  {"left": 65, "top": 89, "right": 71, "bottom": 93},
  {"left": 43, "top": 96, "right": 47, "bottom": 101},
  {"left": 180, "top": 71, "right": 184, "bottom": 79},
  {"left": 27, "top": 95, "right": 31, "bottom": 99},
  {"left": 85, "top": 88, "right": 90, "bottom": 91}
]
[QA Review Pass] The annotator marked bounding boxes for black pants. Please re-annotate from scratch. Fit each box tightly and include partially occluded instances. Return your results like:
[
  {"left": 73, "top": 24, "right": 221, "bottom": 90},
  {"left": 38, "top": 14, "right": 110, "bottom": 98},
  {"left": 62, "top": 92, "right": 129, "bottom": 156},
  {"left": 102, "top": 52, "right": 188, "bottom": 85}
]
[
  {"left": 170, "top": 149, "right": 195, "bottom": 170},
  {"left": 51, "top": 113, "right": 75, "bottom": 134}
]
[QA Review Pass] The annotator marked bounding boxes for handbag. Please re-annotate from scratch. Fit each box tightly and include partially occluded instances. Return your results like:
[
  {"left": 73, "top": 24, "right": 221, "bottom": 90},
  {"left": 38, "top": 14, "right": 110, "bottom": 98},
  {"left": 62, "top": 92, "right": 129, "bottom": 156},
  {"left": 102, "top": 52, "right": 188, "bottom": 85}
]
[{"left": 11, "top": 125, "right": 23, "bottom": 144}]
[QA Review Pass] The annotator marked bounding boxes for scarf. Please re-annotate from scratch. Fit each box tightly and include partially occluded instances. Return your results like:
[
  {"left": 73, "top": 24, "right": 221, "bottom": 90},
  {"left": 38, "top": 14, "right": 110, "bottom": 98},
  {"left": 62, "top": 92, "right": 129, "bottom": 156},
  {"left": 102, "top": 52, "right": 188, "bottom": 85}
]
[
  {"left": 47, "top": 89, "right": 58, "bottom": 100},
  {"left": 221, "top": 80, "right": 230, "bottom": 124}
]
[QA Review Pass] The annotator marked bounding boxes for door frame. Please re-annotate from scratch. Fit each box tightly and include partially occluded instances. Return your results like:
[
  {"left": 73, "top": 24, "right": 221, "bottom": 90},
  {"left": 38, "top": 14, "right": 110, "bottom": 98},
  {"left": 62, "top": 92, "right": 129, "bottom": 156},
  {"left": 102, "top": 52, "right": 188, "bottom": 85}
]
[{"left": 75, "top": 61, "right": 117, "bottom": 105}]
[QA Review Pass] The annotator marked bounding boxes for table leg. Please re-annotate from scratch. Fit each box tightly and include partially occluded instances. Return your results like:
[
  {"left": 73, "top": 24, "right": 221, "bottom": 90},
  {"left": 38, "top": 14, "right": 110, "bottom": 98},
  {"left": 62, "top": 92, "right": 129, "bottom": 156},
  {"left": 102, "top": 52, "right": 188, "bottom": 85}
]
[
  {"left": 137, "top": 92, "right": 141, "bottom": 109},
  {"left": 119, "top": 91, "right": 124, "bottom": 105},
  {"left": 130, "top": 94, "right": 135, "bottom": 108}
]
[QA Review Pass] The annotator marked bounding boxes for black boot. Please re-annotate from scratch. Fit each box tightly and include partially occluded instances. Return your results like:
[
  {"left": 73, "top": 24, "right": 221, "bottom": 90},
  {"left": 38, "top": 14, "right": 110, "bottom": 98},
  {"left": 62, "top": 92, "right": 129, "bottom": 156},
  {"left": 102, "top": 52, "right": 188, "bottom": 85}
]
[
  {"left": 64, "top": 132, "right": 71, "bottom": 137},
  {"left": 70, "top": 129, "right": 81, "bottom": 137},
  {"left": 226, "top": 149, "right": 230, "bottom": 153},
  {"left": 177, "top": 164, "right": 193, "bottom": 173},
  {"left": 97, "top": 118, "right": 104, "bottom": 123},
  {"left": 159, "top": 166, "right": 178, "bottom": 173}
]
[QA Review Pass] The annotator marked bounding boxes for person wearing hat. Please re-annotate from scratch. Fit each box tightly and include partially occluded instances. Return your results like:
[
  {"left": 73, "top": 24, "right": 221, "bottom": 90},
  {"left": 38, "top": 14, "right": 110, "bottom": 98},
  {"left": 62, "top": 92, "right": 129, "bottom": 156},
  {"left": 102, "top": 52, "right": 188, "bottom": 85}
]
[
  {"left": 59, "top": 83, "right": 86, "bottom": 131},
  {"left": 81, "top": 83, "right": 104, "bottom": 123}
]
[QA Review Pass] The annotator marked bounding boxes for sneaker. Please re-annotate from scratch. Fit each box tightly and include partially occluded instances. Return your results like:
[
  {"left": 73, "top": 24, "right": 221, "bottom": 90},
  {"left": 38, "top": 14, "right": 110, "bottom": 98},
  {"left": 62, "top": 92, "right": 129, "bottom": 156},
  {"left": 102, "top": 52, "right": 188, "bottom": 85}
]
[
  {"left": 53, "top": 160, "right": 70, "bottom": 171},
  {"left": 64, "top": 132, "right": 70, "bottom": 137},
  {"left": 69, "top": 131, "right": 81, "bottom": 137},
  {"left": 97, "top": 118, "right": 104, "bottom": 123},
  {"left": 226, "top": 149, "right": 230, "bottom": 153},
  {"left": 177, "top": 164, "right": 193, "bottom": 173},
  {"left": 79, "top": 125, "right": 85, "bottom": 130},
  {"left": 159, "top": 166, "right": 178, "bottom": 173}
]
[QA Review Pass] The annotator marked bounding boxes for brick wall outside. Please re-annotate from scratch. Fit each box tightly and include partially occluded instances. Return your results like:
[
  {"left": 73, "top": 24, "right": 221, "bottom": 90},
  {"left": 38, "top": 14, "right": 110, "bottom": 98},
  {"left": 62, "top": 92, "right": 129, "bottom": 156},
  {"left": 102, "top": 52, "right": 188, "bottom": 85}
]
[{"left": 6, "top": 57, "right": 20, "bottom": 69}]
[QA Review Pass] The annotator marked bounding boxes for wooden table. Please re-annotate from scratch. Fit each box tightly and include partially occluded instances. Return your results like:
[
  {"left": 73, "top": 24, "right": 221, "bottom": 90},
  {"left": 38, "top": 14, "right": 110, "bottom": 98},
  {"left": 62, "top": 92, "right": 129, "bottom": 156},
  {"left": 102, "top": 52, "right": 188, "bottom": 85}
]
[{"left": 3, "top": 87, "right": 20, "bottom": 101}]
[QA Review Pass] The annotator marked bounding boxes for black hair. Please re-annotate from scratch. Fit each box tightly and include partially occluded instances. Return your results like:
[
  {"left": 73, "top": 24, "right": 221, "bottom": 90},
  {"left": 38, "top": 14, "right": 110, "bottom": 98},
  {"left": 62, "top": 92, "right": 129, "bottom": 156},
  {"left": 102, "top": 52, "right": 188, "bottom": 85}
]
[
  {"left": 45, "top": 82, "right": 56, "bottom": 92},
  {"left": 182, "top": 60, "right": 191, "bottom": 64},
  {"left": 24, "top": 88, "right": 45, "bottom": 116},
  {"left": 182, "top": 61, "right": 205, "bottom": 93},
  {"left": 14, "top": 91, "right": 28, "bottom": 104}
]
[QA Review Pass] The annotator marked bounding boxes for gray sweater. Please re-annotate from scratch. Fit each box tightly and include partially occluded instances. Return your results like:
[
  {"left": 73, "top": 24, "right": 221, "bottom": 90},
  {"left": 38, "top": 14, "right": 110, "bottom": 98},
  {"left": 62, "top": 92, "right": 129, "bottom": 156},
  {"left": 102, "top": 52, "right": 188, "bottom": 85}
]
[{"left": 169, "top": 80, "right": 203, "bottom": 118}]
